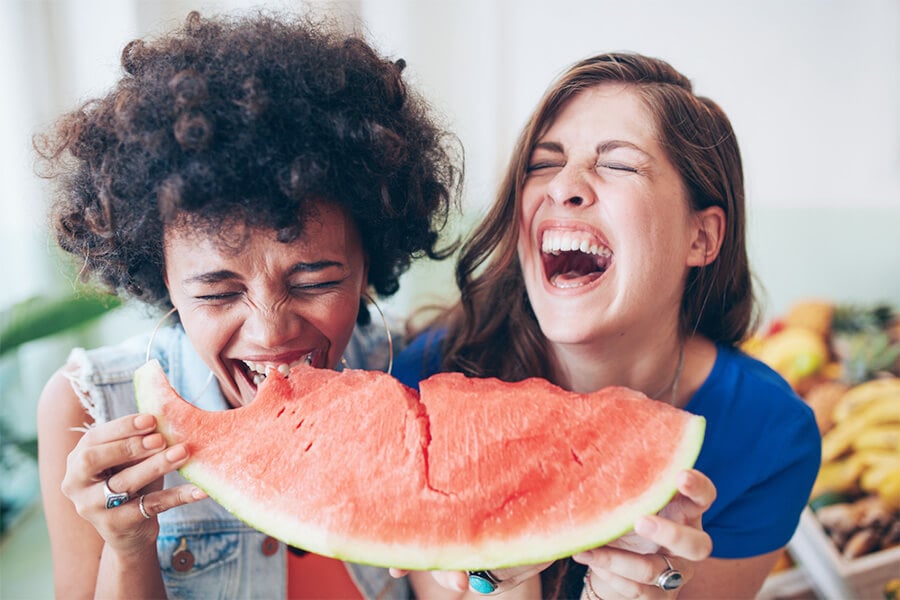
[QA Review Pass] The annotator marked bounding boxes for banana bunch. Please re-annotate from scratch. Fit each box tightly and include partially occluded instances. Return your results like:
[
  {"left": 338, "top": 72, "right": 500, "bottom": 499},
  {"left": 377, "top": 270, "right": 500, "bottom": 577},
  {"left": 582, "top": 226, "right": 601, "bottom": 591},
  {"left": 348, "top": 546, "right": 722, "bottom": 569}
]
[{"left": 814, "top": 378, "right": 900, "bottom": 509}]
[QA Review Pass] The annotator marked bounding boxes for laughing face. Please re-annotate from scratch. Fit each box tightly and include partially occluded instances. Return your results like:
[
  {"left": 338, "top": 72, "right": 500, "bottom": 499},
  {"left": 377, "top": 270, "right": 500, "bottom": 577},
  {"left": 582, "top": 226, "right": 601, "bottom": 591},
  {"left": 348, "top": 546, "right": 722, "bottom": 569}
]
[
  {"left": 164, "top": 202, "right": 367, "bottom": 407},
  {"left": 517, "top": 83, "right": 704, "bottom": 349}
]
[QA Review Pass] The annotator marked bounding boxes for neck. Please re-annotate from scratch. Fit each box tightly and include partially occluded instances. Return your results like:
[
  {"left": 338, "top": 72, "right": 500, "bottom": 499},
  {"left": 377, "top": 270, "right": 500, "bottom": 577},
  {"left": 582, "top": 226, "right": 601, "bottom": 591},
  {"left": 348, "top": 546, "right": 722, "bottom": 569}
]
[{"left": 549, "top": 333, "right": 686, "bottom": 400}]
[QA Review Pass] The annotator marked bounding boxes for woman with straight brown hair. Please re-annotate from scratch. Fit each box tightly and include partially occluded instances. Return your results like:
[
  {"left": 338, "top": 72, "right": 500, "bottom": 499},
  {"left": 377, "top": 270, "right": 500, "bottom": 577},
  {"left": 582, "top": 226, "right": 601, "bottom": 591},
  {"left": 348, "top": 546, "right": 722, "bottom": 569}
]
[{"left": 393, "top": 52, "right": 820, "bottom": 599}]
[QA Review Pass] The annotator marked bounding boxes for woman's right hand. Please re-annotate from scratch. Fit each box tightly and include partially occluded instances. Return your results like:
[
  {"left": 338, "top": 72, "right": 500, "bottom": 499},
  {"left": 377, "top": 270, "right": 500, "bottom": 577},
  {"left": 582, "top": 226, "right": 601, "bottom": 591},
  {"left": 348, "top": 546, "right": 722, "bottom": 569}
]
[{"left": 60, "top": 413, "right": 207, "bottom": 553}]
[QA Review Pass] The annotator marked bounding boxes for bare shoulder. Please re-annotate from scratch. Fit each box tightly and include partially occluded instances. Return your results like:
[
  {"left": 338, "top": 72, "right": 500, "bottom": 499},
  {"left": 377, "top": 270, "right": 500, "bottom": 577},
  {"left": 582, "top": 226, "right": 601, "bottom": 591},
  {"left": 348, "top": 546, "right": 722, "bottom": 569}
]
[{"left": 37, "top": 362, "right": 93, "bottom": 447}]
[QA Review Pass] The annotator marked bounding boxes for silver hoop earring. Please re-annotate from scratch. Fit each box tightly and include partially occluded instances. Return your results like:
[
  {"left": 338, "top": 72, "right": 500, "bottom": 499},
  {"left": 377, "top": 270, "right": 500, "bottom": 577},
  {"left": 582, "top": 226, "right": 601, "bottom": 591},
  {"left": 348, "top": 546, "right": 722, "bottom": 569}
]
[
  {"left": 144, "top": 306, "right": 214, "bottom": 401},
  {"left": 363, "top": 292, "right": 393, "bottom": 375},
  {"left": 145, "top": 307, "right": 177, "bottom": 363}
]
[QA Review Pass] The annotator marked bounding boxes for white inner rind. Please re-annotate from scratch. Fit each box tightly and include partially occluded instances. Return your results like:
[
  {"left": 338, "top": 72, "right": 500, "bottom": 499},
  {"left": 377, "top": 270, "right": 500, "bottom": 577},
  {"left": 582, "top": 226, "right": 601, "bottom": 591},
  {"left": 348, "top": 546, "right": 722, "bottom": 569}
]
[{"left": 135, "top": 359, "right": 706, "bottom": 570}]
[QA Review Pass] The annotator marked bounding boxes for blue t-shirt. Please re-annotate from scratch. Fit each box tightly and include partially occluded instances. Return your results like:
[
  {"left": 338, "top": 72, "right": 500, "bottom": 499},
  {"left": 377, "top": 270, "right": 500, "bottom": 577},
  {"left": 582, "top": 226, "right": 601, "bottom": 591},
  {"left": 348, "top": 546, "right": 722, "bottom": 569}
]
[{"left": 392, "top": 332, "right": 821, "bottom": 559}]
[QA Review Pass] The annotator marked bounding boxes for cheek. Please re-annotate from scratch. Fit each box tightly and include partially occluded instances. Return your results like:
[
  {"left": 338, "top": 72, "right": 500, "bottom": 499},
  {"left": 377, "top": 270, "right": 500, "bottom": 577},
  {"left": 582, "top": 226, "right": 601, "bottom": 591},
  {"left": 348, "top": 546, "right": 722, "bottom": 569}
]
[
  {"left": 517, "top": 192, "right": 540, "bottom": 249},
  {"left": 304, "top": 295, "right": 361, "bottom": 368}
]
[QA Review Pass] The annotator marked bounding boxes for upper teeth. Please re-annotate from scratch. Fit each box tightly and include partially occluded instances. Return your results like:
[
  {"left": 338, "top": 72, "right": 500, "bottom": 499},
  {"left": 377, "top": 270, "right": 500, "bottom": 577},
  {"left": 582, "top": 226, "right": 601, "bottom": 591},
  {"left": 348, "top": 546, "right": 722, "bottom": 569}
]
[
  {"left": 541, "top": 231, "right": 611, "bottom": 257},
  {"left": 243, "top": 354, "right": 313, "bottom": 385}
]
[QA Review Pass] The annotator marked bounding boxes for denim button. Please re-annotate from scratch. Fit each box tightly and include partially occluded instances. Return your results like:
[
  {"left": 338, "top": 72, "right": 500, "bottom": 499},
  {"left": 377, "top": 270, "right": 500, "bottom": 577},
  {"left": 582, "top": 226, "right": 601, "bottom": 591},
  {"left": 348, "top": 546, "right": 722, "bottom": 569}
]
[
  {"left": 172, "top": 537, "right": 195, "bottom": 572},
  {"left": 261, "top": 536, "right": 279, "bottom": 557}
]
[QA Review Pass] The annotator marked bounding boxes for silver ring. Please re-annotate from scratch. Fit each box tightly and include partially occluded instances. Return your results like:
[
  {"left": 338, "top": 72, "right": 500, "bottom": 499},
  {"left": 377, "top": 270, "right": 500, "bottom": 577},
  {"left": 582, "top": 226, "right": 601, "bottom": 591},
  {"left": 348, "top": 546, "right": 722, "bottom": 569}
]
[
  {"left": 468, "top": 570, "right": 502, "bottom": 595},
  {"left": 103, "top": 478, "right": 130, "bottom": 509},
  {"left": 138, "top": 495, "right": 151, "bottom": 519},
  {"left": 655, "top": 555, "right": 684, "bottom": 591}
]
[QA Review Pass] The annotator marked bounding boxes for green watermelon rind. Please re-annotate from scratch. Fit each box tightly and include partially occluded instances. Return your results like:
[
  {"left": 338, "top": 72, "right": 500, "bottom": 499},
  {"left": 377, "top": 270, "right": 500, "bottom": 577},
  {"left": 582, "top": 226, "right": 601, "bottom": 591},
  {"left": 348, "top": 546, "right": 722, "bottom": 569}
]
[{"left": 135, "top": 359, "right": 706, "bottom": 570}]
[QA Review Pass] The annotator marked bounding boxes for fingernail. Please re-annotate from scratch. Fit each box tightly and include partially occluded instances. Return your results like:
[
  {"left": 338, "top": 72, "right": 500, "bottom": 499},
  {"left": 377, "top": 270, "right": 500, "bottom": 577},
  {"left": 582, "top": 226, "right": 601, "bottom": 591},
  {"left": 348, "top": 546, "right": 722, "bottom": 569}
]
[
  {"left": 635, "top": 516, "right": 657, "bottom": 536},
  {"left": 134, "top": 414, "right": 155, "bottom": 430},
  {"left": 142, "top": 433, "right": 164, "bottom": 449},
  {"left": 165, "top": 446, "right": 187, "bottom": 462},
  {"left": 572, "top": 552, "right": 589, "bottom": 564},
  {"left": 191, "top": 487, "right": 207, "bottom": 500}
]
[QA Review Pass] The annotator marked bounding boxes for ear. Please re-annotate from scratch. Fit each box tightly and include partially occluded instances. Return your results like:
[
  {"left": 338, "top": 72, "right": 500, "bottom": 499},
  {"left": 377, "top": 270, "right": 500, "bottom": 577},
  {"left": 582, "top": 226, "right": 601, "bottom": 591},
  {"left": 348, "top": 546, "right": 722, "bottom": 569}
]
[{"left": 686, "top": 206, "right": 725, "bottom": 267}]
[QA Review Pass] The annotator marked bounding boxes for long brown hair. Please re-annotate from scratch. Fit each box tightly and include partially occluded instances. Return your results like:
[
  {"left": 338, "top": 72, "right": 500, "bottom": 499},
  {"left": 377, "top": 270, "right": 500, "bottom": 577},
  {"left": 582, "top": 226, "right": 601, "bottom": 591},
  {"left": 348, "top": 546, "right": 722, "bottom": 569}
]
[{"left": 439, "top": 51, "right": 757, "bottom": 385}]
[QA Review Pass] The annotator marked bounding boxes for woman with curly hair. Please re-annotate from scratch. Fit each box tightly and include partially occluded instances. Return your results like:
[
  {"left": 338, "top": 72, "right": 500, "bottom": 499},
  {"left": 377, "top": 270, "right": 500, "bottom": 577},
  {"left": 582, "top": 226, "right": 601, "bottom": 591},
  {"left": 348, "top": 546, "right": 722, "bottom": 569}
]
[{"left": 35, "top": 11, "right": 458, "bottom": 599}]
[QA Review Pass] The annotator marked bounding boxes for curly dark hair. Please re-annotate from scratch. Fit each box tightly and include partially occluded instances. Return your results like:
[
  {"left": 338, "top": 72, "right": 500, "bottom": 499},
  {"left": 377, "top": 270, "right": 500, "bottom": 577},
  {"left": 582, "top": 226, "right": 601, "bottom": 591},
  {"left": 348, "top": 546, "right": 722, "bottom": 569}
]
[{"left": 35, "top": 11, "right": 460, "bottom": 323}]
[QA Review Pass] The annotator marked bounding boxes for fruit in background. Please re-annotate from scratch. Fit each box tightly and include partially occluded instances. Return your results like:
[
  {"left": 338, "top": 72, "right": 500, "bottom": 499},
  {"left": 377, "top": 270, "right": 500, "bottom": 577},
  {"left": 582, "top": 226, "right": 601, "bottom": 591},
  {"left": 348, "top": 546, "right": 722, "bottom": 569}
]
[
  {"left": 135, "top": 360, "right": 705, "bottom": 570},
  {"left": 804, "top": 380, "right": 851, "bottom": 433},
  {"left": 832, "top": 304, "right": 900, "bottom": 384},
  {"left": 853, "top": 424, "right": 900, "bottom": 453},
  {"left": 832, "top": 378, "right": 900, "bottom": 422},
  {"left": 814, "top": 495, "right": 899, "bottom": 559},
  {"left": 816, "top": 374, "right": 900, "bottom": 512},
  {"left": 811, "top": 454, "right": 867, "bottom": 498},
  {"left": 750, "top": 326, "right": 829, "bottom": 388},
  {"left": 758, "top": 302, "right": 900, "bottom": 572},
  {"left": 783, "top": 300, "right": 835, "bottom": 339},
  {"left": 821, "top": 396, "right": 900, "bottom": 462}
]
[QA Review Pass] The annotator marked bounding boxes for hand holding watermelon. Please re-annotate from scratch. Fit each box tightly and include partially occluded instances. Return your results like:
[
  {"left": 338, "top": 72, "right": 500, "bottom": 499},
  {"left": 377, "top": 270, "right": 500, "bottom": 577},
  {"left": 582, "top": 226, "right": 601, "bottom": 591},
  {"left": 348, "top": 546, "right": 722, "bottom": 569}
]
[
  {"left": 389, "top": 469, "right": 715, "bottom": 597},
  {"left": 573, "top": 469, "right": 715, "bottom": 598},
  {"left": 56, "top": 411, "right": 207, "bottom": 552}
]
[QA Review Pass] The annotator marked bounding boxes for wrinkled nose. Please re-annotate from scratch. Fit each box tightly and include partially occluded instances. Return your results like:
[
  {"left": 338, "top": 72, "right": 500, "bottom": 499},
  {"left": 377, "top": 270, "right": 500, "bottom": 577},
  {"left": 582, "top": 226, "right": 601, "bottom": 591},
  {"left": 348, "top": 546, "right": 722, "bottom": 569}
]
[
  {"left": 545, "top": 164, "right": 595, "bottom": 208},
  {"left": 243, "top": 303, "right": 300, "bottom": 349}
]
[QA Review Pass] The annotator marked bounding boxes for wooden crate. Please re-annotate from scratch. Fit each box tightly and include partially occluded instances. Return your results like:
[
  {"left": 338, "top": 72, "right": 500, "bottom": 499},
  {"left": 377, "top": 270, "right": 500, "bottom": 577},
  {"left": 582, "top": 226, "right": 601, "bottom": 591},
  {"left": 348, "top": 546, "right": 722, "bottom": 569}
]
[{"left": 788, "top": 508, "right": 900, "bottom": 599}]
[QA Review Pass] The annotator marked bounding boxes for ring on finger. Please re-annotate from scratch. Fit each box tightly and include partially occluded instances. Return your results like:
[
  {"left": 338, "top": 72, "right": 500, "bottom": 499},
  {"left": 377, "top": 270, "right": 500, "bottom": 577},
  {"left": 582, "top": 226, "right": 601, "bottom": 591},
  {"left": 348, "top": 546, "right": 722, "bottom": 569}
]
[
  {"left": 468, "top": 570, "right": 503, "bottom": 595},
  {"left": 583, "top": 571, "right": 602, "bottom": 600},
  {"left": 138, "top": 495, "right": 151, "bottom": 519},
  {"left": 103, "top": 478, "right": 130, "bottom": 509},
  {"left": 655, "top": 555, "right": 685, "bottom": 591}
]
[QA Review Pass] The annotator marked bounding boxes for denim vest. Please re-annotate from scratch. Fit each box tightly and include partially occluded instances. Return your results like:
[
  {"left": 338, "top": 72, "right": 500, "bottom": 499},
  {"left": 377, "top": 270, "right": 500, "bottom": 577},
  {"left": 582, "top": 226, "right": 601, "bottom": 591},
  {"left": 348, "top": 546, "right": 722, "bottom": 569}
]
[{"left": 68, "top": 316, "right": 409, "bottom": 600}]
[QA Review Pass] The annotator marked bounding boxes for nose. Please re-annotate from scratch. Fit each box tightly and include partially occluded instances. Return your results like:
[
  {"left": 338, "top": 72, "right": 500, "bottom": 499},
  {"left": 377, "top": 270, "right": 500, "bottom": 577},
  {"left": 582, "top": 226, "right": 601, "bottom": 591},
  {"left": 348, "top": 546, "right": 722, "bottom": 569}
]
[
  {"left": 242, "top": 301, "right": 301, "bottom": 349},
  {"left": 545, "top": 164, "right": 595, "bottom": 208}
]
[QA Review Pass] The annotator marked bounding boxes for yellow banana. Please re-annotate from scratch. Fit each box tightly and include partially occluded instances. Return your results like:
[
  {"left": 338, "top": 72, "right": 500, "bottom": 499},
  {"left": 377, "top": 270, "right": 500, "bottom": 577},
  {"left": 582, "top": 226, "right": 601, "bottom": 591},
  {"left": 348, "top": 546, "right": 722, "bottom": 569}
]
[
  {"left": 812, "top": 456, "right": 865, "bottom": 497},
  {"left": 753, "top": 327, "right": 828, "bottom": 387},
  {"left": 859, "top": 458, "right": 900, "bottom": 492},
  {"left": 822, "top": 399, "right": 900, "bottom": 461},
  {"left": 831, "top": 377, "right": 900, "bottom": 422},
  {"left": 874, "top": 469, "right": 900, "bottom": 509},
  {"left": 852, "top": 424, "right": 900, "bottom": 452}
]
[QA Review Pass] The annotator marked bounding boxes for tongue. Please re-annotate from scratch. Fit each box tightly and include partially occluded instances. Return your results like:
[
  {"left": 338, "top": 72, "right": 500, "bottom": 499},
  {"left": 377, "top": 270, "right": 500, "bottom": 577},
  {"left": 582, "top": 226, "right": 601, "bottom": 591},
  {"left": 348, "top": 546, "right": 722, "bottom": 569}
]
[{"left": 550, "top": 270, "right": 603, "bottom": 289}]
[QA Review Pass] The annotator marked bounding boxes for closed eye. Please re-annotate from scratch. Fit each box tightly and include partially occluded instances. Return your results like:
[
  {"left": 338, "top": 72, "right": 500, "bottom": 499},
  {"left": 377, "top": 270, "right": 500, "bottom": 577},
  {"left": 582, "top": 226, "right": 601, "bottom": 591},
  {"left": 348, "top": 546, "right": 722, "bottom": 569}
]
[
  {"left": 291, "top": 281, "right": 340, "bottom": 293},
  {"left": 196, "top": 292, "right": 240, "bottom": 302},
  {"left": 526, "top": 162, "right": 563, "bottom": 173},
  {"left": 599, "top": 163, "right": 638, "bottom": 173}
]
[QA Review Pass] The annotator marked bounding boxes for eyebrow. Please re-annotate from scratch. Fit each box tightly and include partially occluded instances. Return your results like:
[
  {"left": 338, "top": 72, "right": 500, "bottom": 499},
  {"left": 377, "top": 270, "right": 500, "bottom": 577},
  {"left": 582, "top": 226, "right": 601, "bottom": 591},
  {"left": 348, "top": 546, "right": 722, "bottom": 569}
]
[
  {"left": 531, "top": 139, "right": 651, "bottom": 158},
  {"left": 183, "top": 261, "right": 345, "bottom": 285}
]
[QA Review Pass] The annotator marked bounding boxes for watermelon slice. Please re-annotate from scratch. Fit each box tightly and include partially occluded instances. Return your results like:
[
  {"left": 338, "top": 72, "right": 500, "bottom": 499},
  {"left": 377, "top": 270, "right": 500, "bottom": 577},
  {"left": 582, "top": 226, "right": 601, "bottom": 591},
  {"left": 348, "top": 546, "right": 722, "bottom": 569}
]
[{"left": 135, "top": 359, "right": 705, "bottom": 570}]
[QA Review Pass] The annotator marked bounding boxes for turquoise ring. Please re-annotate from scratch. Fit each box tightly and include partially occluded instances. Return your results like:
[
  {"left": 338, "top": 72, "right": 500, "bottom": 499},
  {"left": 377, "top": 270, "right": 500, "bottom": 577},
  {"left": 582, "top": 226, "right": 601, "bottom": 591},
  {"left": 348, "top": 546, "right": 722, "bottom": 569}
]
[
  {"left": 655, "top": 555, "right": 684, "bottom": 591},
  {"left": 103, "top": 478, "right": 130, "bottom": 509},
  {"left": 468, "top": 570, "right": 502, "bottom": 595}
]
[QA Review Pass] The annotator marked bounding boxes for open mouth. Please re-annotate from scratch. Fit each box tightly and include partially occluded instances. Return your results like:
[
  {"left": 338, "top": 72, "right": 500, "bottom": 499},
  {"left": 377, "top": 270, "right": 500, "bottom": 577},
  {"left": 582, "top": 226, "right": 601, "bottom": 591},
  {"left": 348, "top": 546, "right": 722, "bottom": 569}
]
[
  {"left": 240, "top": 351, "right": 321, "bottom": 388},
  {"left": 541, "top": 230, "right": 612, "bottom": 289}
]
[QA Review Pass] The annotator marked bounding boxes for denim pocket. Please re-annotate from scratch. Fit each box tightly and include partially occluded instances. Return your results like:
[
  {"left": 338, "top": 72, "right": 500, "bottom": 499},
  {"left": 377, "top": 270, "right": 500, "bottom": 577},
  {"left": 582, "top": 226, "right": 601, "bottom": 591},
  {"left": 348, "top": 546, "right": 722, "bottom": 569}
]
[{"left": 158, "top": 528, "right": 240, "bottom": 599}]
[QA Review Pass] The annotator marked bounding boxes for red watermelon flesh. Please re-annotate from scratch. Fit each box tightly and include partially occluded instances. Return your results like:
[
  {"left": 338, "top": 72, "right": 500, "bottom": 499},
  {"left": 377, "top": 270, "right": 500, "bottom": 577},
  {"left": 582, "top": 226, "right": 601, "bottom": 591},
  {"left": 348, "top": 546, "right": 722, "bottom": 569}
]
[{"left": 135, "top": 359, "right": 705, "bottom": 570}]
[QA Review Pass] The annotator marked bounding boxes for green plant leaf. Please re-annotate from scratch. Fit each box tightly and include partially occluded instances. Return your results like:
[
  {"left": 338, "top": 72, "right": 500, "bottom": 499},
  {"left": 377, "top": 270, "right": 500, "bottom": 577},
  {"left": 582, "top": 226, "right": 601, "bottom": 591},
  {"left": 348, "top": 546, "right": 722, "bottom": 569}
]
[{"left": 0, "top": 291, "right": 122, "bottom": 357}]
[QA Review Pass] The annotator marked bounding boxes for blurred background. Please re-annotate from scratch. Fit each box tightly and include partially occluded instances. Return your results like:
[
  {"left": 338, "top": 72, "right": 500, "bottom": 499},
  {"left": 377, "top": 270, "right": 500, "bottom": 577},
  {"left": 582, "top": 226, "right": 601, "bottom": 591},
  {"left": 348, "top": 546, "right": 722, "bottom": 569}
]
[{"left": 1, "top": 0, "right": 898, "bottom": 596}]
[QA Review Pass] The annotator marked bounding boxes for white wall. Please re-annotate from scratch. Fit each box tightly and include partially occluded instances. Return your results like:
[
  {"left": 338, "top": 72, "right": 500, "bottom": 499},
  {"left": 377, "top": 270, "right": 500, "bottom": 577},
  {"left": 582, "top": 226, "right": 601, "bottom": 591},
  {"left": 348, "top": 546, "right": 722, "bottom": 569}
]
[
  {"left": 358, "top": 0, "right": 900, "bottom": 319},
  {"left": 3, "top": 0, "right": 898, "bottom": 320}
]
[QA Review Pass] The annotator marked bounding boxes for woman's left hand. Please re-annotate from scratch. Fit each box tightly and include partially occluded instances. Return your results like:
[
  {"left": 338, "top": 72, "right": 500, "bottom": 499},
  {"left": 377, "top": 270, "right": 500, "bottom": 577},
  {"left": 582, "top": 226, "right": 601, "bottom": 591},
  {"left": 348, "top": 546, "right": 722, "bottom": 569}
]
[
  {"left": 573, "top": 468, "right": 716, "bottom": 599},
  {"left": 390, "top": 561, "right": 551, "bottom": 597}
]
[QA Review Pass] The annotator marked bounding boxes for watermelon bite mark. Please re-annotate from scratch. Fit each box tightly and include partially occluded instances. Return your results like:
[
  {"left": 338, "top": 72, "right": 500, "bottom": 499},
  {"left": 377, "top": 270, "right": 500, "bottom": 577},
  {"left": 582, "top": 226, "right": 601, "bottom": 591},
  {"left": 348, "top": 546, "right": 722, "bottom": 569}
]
[{"left": 135, "top": 359, "right": 704, "bottom": 570}]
